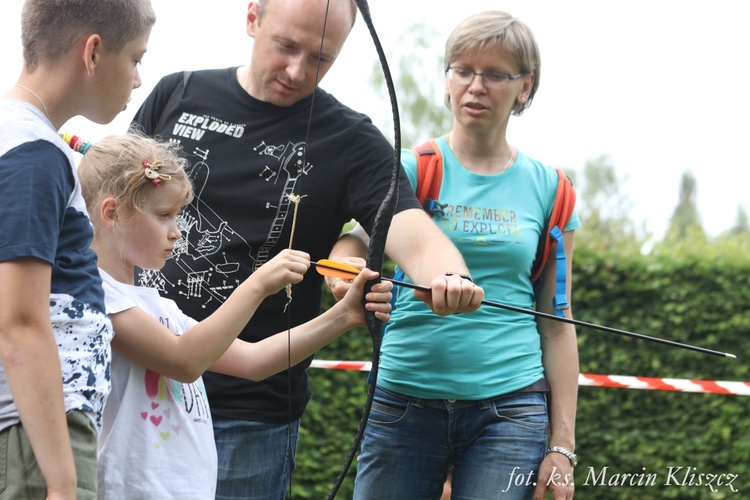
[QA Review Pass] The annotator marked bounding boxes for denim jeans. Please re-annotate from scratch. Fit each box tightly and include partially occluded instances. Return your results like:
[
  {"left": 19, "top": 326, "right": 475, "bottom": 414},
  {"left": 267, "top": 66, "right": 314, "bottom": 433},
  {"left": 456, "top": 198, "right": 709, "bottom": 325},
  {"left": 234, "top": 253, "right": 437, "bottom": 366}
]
[
  {"left": 213, "top": 415, "right": 300, "bottom": 500},
  {"left": 353, "top": 386, "right": 548, "bottom": 500}
]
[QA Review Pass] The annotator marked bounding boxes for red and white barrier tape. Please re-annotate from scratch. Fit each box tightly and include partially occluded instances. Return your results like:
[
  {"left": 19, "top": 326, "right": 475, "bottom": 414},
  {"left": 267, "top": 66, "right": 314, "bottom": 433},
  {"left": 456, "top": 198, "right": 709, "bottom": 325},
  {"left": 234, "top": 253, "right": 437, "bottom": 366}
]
[{"left": 309, "top": 360, "right": 750, "bottom": 396}]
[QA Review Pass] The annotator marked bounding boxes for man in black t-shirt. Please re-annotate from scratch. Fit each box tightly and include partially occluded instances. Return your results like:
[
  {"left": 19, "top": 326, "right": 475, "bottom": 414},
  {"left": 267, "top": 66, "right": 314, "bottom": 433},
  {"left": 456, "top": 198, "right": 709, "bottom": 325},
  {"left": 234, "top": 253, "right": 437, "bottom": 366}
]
[{"left": 131, "top": 0, "right": 482, "bottom": 498}]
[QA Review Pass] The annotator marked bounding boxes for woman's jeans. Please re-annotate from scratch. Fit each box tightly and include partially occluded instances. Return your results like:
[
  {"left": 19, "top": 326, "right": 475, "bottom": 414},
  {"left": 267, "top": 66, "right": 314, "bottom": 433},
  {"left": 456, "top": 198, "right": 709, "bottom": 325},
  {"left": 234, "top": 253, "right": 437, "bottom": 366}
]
[{"left": 353, "top": 386, "right": 548, "bottom": 500}]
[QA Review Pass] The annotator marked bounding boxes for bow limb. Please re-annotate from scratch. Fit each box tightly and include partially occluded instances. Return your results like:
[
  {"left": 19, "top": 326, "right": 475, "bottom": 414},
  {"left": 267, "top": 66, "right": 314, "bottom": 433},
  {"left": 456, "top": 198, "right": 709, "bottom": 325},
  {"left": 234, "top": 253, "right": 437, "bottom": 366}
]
[{"left": 327, "top": 0, "right": 400, "bottom": 497}]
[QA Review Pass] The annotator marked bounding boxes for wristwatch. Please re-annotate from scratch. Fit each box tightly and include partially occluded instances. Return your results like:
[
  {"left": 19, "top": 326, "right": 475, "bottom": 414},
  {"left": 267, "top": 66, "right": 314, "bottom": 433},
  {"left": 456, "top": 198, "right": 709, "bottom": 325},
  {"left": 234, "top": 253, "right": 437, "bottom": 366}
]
[
  {"left": 547, "top": 446, "right": 578, "bottom": 467},
  {"left": 444, "top": 273, "right": 474, "bottom": 283}
]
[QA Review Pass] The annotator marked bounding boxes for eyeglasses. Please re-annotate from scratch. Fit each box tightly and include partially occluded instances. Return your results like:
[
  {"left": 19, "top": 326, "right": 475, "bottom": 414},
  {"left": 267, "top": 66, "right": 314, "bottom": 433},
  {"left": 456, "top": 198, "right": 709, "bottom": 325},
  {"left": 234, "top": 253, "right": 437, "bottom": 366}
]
[{"left": 446, "top": 67, "right": 527, "bottom": 89}]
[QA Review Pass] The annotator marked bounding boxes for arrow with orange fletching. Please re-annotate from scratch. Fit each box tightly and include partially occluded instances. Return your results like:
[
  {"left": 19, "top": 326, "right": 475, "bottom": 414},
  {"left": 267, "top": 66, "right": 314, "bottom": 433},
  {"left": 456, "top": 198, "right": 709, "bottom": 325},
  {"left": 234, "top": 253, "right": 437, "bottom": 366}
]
[{"left": 312, "top": 259, "right": 736, "bottom": 359}]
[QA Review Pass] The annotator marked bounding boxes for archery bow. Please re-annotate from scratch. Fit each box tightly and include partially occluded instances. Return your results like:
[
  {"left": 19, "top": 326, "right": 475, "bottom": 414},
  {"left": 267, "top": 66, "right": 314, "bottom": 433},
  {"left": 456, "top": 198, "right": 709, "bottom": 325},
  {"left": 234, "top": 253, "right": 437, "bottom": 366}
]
[
  {"left": 312, "top": 259, "right": 736, "bottom": 359},
  {"left": 326, "top": 0, "right": 401, "bottom": 497}
]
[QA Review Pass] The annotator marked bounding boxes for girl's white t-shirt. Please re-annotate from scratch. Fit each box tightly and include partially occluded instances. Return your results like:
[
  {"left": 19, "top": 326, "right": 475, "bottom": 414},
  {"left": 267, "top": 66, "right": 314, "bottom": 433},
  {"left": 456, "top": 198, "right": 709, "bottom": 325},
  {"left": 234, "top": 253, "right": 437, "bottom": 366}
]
[{"left": 97, "top": 269, "right": 217, "bottom": 499}]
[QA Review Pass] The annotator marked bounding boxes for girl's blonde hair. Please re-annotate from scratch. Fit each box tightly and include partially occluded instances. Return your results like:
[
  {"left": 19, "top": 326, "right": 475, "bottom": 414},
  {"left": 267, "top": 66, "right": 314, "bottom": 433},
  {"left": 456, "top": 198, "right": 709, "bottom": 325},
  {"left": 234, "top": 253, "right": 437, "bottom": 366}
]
[{"left": 78, "top": 132, "right": 193, "bottom": 224}]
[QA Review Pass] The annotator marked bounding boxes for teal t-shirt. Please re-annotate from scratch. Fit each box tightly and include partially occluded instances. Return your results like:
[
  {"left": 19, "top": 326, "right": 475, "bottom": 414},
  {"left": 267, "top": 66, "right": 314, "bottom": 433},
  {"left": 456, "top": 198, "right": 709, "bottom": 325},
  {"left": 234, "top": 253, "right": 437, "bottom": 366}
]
[{"left": 378, "top": 136, "right": 581, "bottom": 400}]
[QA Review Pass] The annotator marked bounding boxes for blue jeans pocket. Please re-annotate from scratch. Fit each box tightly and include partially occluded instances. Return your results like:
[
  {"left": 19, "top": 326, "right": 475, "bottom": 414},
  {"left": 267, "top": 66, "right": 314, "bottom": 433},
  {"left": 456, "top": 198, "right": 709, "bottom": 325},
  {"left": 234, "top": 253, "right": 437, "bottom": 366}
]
[
  {"left": 491, "top": 393, "right": 548, "bottom": 430},
  {"left": 368, "top": 387, "right": 411, "bottom": 425}
]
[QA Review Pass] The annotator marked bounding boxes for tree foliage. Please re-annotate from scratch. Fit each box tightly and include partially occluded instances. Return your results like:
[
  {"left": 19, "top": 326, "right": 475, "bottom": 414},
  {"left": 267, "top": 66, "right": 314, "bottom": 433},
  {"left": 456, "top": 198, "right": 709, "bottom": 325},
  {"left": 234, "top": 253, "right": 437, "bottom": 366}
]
[
  {"left": 728, "top": 204, "right": 749, "bottom": 237},
  {"left": 369, "top": 23, "right": 452, "bottom": 147},
  {"left": 665, "top": 170, "right": 706, "bottom": 243},
  {"left": 574, "top": 154, "right": 646, "bottom": 251}
]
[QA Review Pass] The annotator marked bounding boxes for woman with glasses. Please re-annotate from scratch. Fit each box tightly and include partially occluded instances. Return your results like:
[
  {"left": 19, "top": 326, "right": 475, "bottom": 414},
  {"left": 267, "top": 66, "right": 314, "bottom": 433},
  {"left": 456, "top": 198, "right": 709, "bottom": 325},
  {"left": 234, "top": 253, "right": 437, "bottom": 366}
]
[{"left": 351, "top": 11, "right": 580, "bottom": 500}]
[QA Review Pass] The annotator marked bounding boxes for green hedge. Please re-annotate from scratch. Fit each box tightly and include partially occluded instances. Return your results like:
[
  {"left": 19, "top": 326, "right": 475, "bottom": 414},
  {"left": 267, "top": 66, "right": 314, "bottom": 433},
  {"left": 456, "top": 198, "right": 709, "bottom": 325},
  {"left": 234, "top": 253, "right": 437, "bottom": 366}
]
[{"left": 293, "top": 242, "right": 750, "bottom": 499}]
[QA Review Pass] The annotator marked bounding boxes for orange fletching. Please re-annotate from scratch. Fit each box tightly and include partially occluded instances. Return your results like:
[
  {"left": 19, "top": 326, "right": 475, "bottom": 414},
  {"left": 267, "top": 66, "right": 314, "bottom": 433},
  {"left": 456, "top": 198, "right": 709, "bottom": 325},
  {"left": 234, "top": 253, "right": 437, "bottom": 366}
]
[{"left": 313, "top": 259, "right": 361, "bottom": 280}]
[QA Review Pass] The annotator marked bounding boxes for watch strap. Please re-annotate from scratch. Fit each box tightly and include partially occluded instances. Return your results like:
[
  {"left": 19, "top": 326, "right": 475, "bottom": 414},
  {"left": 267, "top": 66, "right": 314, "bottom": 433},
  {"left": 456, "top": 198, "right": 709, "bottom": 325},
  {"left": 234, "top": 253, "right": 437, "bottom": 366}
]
[{"left": 547, "top": 446, "right": 577, "bottom": 467}]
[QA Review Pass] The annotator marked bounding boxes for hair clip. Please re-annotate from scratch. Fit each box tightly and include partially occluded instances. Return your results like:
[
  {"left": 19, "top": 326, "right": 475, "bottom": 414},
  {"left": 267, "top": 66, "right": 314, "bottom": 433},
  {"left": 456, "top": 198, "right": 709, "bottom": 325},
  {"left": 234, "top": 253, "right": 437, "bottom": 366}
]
[
  {"left": 142, "top": 160, "right": 171, "bottom": 187},
  {"left": 60, "top": 132, "right": 92, "bottom": 155}
]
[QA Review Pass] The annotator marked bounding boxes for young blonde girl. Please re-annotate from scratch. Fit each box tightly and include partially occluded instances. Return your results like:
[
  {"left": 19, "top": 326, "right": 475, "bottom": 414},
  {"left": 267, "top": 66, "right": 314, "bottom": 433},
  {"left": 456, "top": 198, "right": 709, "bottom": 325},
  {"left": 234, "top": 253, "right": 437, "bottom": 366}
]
[{"left": 71, "top": 133, "right": 392, "bottom": 499}]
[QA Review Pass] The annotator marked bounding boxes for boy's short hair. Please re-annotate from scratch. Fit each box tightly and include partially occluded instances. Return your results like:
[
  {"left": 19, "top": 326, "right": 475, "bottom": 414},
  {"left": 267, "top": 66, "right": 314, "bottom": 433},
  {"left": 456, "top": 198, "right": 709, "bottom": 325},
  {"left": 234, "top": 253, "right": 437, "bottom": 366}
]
[{"left": 21, "top": 0, "right": 156, "bottom": 69}]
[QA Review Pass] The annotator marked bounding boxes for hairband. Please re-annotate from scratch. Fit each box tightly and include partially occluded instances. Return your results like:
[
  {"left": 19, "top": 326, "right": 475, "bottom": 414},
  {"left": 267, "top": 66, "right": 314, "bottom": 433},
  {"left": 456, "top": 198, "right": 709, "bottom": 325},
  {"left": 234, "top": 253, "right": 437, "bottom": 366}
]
[
  {"left": 142, "top": 160, "right": 171, "bottom": 188},
  {"left": 60, "top": 132, "right": 92, "bottom": 155},
  {"left": 60, "top": 132, "right": 171, "bottom": 188}
]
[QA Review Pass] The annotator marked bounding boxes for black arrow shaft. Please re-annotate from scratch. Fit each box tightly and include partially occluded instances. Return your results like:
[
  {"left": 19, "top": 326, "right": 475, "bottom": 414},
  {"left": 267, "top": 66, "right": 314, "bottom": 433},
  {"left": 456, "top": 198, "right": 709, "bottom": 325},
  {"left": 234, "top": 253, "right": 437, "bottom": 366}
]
[{"left": 382, "top": 276, "right": 735, "bottom": 359}]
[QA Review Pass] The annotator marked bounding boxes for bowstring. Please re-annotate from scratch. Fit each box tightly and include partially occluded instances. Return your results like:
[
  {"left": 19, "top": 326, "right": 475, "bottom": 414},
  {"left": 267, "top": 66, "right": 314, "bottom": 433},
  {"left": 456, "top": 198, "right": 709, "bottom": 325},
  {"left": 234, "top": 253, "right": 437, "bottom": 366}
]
[{"left": 285, "top": 1, "right": 332, "bottom": 498}]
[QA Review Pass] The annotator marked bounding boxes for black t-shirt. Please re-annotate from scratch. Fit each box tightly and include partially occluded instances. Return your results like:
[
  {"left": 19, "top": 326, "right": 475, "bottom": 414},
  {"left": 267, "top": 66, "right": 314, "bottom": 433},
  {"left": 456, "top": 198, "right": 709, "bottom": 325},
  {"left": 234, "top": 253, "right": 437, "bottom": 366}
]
[{"left": 131, "top": 67, "right": 418, "bottom": 423}]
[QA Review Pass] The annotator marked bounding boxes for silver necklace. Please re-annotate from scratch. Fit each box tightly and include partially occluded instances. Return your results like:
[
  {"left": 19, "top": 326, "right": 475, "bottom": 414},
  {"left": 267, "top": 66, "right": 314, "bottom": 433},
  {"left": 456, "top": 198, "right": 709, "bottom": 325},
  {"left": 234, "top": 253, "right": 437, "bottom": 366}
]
[
  {"left": 15, "top": 83, "right": 50, "bottom": 119},
  {"left": 449, "top": 132, "right": 515, "bottom": 174},
  {"left": 496, "top": 148, "right": 515, "bottom": 174}
]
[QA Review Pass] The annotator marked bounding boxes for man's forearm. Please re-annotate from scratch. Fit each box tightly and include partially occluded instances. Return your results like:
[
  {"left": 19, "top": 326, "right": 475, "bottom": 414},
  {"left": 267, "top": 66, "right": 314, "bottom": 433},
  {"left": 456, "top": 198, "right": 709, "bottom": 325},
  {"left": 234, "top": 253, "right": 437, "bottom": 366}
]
[{"left": 329, "top": 227, "right": 369, "bottom": 262}]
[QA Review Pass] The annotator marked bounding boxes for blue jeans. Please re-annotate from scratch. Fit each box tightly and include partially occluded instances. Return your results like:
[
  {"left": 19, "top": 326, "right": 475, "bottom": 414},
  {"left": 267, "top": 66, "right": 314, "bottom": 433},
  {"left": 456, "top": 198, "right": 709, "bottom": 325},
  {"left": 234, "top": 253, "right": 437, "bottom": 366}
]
[
  {"left": 353, "top": 386, "right": 548, "bottom": 500},
  {"left": 213, "top": 415, "right": 300, "bottom": 500}
]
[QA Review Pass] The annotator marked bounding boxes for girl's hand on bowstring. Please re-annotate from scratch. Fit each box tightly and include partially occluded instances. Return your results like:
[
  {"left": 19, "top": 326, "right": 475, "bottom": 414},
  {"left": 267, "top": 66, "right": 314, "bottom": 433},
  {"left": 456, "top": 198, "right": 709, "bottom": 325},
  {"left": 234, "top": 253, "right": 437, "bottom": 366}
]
[{"left": 253, "top": 249, "right": 311, "bottom": 295}]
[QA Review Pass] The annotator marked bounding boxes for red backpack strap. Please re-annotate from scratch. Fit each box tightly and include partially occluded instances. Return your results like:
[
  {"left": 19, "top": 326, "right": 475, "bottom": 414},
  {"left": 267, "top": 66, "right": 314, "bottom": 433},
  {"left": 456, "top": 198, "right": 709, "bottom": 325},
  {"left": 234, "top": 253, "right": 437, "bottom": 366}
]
[
  {"left": 411, "top": 139, "right": 443, "bottom": 207},
  {"left": 531, "top": 168, "right": 576, "bottom": 283}
]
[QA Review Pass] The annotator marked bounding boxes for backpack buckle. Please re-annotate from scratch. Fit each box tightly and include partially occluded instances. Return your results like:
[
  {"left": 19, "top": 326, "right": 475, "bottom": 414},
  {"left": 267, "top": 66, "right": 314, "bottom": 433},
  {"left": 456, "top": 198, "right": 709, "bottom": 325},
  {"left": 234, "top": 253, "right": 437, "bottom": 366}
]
[{"left": 423, "top": 198, "right": 446, "bottom": 217}]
